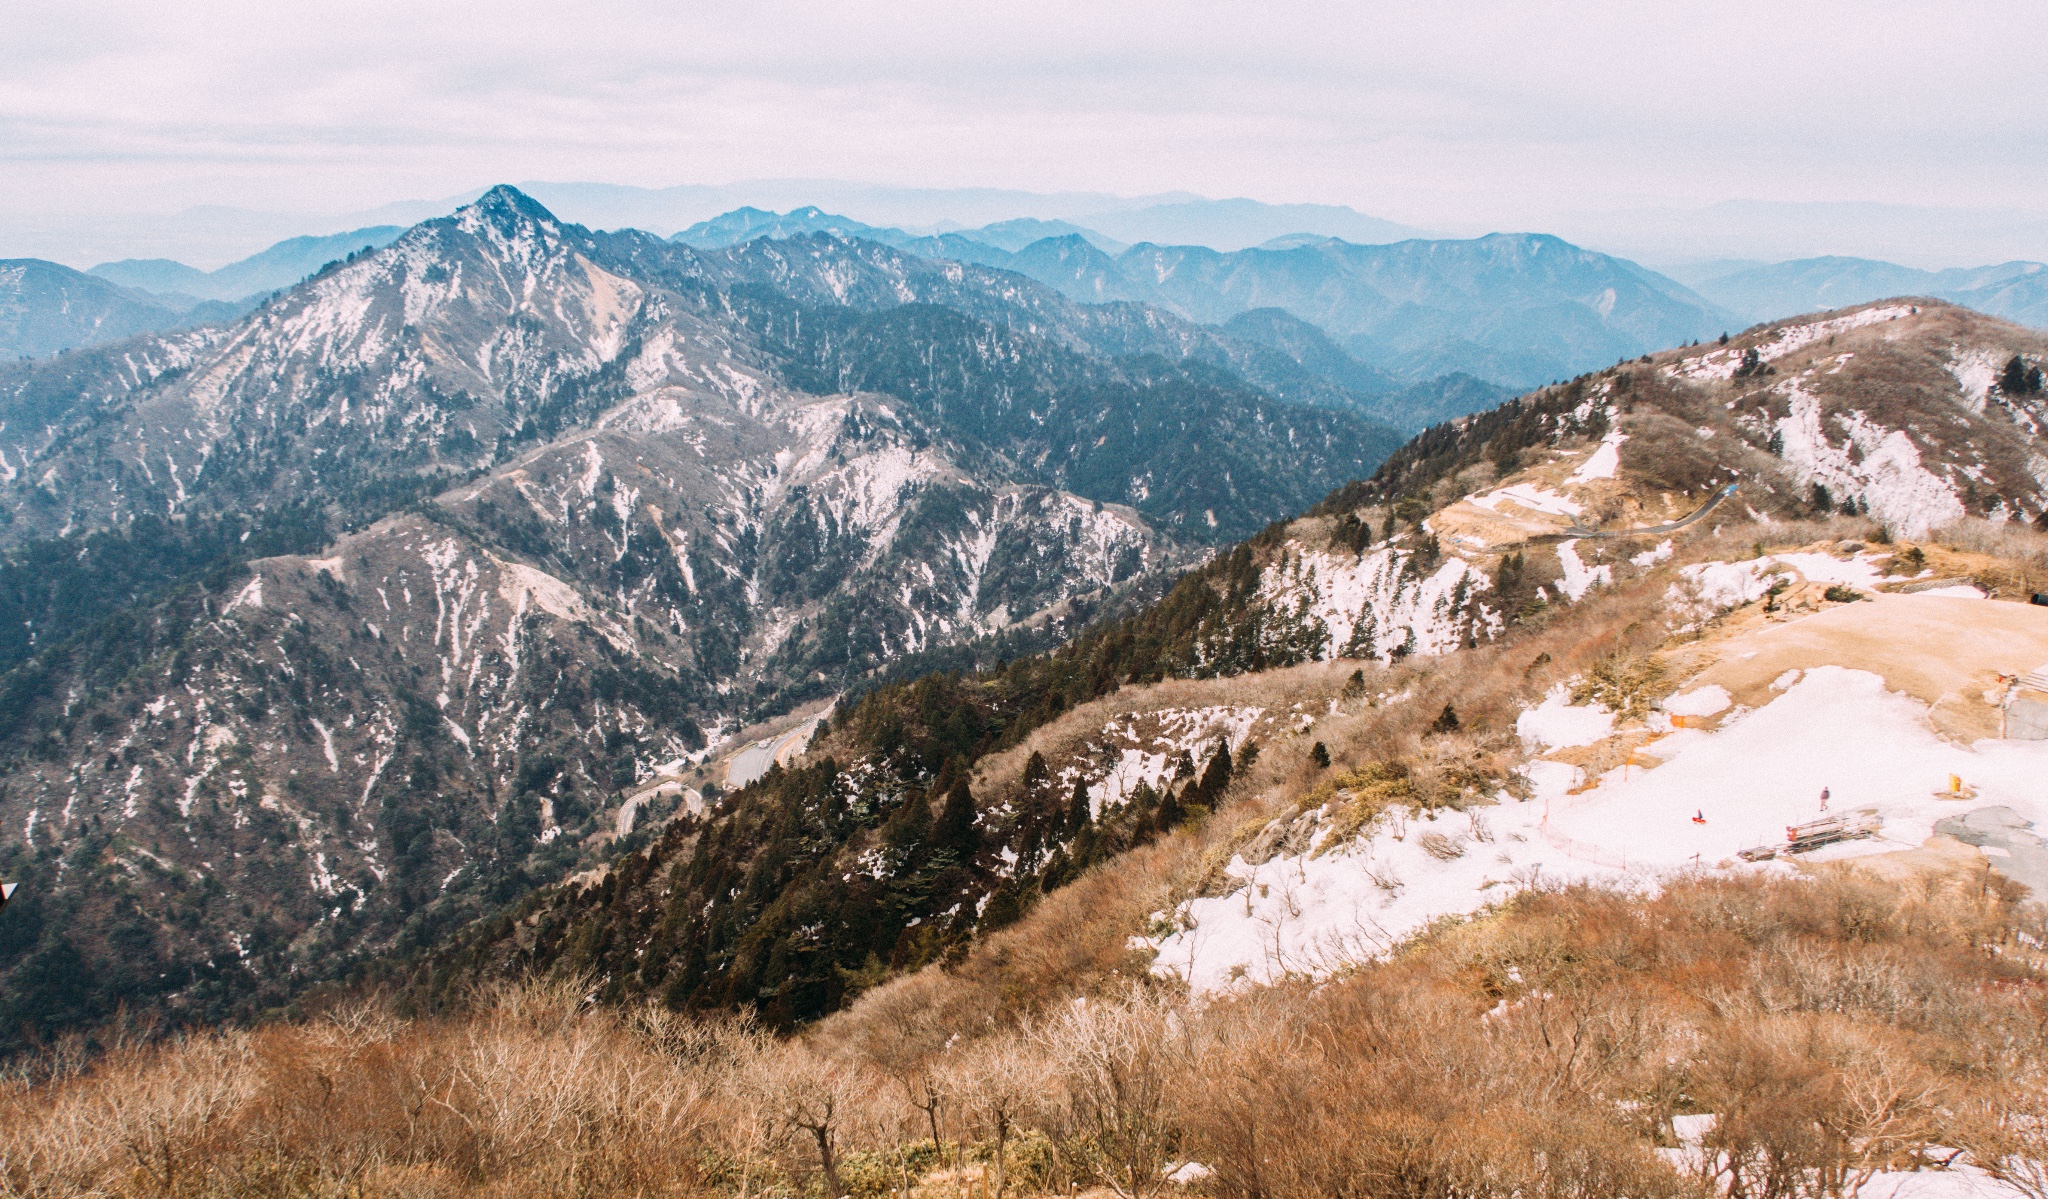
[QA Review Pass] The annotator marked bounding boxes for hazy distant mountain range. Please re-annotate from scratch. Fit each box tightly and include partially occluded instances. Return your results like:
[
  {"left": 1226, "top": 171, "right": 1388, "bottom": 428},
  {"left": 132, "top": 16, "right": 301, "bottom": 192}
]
[
  {"left": 0, "top": 260, "right": 247, "bottom": 359},
  {"left": 1666, "top": 256, "right": 2048, "bottom": 328},
  {"left": 90, "top": 227, "right": 406, "bottom": 304},
  {"left": 11, "top": 195, "right": 2045, "bottom": 394},
  {"left": 668, "top": 206, "right": 1739, "bottom": 388},
  {"left": 4, "top": 185, "right": 1432, "bottom": 270},
  {"left": 2, "top": 229, "right": 411, "bottom": 359}
]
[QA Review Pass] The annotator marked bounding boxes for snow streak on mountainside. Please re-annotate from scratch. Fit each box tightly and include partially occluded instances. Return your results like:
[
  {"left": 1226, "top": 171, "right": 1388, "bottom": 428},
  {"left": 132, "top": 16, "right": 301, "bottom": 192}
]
[{"left": 1663, "top": 303, "right": 2048, "bottom": 535}]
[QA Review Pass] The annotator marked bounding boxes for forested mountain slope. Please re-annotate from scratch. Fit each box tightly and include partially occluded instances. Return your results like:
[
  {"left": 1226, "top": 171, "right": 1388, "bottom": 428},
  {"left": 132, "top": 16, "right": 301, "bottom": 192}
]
[
  {"left": 400, "top": 299, "right": 2048, "bottom": 1032},
  {"left": 8, "top": 288, "right": 2048, "bottom": 1199},
  {"left": 0, "top": 187, "right": 1408, "bottom": 1049}
]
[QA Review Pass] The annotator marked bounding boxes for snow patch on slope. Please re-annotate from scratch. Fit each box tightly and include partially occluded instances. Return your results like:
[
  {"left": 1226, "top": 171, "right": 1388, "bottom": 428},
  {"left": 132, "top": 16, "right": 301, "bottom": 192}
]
[
  {"left": 1150, "top": 665, "right": 2048, "bottom": 996},
  {"left": 1772, "top": 380, "right": 1965, "bottom": 537},
  {"left": 1553, "top": 540, "right": 1611, "bottom": 601},
  {"left": 1257, "top": 548, "right": 1494, "bottom": 662},
  {"left": 1568, "top": 428, "right": 1627, "bottom": 482},
  {"left": 1946, "top": 346, "right": 2003, "bottom": 412},
  {"left": 1079, "top": 707, "right": 1265, "bottom": 818},
  {"left": 1467, "top": 483, "right": 1583, "bottom": 518},
  {"left": 1517, "top": 685, "right": 1614, "bottom": 749}
]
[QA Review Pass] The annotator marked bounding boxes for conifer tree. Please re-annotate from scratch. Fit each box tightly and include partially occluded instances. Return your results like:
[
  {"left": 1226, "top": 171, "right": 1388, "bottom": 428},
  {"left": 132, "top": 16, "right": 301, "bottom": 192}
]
[
  {"left": 936, "top": 775, "right": 977, "bottom": 853},
  {"left": 2001, "top": 355, "right": 2043, "bottom": 395},
  {"left": 1023, "top": 750, "right": 1049, "bottom": 794},
  {"left": 1195, "top": 741, "right": 1233, "bottom": 806},
  {"left": 882, "top": 789, "right": 931, "bottom": 857},
  {"left": 1153, "top": 783, "right": 1184, "bottom": 834}
]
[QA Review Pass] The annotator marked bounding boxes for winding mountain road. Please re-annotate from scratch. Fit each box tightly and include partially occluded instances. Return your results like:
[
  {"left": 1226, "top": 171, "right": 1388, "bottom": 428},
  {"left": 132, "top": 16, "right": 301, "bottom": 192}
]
[
  {"left": 724, "top": 716, "right": 825, "bottom": 789},
  {"left": 1561, "top": 483, "right": 1739, "bottom": 541}
]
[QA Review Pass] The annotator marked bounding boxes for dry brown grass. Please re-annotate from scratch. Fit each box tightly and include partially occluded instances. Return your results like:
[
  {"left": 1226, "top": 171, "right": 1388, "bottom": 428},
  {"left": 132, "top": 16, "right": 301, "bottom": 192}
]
[
  {"left": 0, "top": 980, "right": 723, "bottom": 1199},
  {"left": 5, "top": 872, "right": 2042, "bottom": 1199}
]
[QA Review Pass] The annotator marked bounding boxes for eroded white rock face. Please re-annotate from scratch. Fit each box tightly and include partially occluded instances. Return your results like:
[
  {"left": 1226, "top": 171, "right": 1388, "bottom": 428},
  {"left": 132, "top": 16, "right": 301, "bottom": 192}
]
[
  {"left": 1771, "top": 380, "right": 1965, "bottom": 538},
  {"left": 1255, "top": 547, "right": 1497, "bottom": 663}
]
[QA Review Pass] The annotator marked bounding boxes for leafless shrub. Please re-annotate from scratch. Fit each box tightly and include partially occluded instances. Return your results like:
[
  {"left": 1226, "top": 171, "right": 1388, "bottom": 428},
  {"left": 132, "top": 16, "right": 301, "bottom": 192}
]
[
  {"left": 1417, "top": 830, "right": 1466, "bottom": 861},
  {"left": 944, "top": 1031, "right": 1050, "bottom": 1199},
  {"left": 1570, "top": 650, "right": 1669, "bottom": 721},
  {"left": 1036, "top": 990, "right": 1191, "bottom": 1199}
]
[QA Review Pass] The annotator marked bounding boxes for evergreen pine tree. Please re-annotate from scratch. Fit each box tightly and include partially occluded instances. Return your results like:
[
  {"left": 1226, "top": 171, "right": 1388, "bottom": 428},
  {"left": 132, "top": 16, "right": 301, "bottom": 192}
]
[
  {"left": 2000, "top": 355, "right": 2041, "bottom": 396},
  {"left": 1195, "top": 741, "right": 1234, "bottom": 806},
  {"left": 882, "top": 789, "right": 932, "bottom": 857},
  {"left": 1153, "top": 783, "right": 1185, "bottom": 834},
  {"left": 1309, "top": 741, "right": 1330, "bottom": 769},
  {"left": 935, "top": 775, "right": 977, "bottom": 853},
  {"left": 1067, "top": 777, "right": 1092, "bottom": 833},
  {"left": 981, "top": 879, "right": 1026, "bottom": 929},
  {"left": 1023, "top": 750, "right": 1049, "bottom": 794},
  {"left": 1428, "top": 703, "right": 1461, "bottom": 735}
]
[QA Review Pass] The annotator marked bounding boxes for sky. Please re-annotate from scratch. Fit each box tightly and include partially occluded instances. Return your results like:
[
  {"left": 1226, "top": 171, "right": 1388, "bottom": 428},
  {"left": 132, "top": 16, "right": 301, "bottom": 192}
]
[{"left": 4, "top": 0, "right": 2045, "bottom": 266}]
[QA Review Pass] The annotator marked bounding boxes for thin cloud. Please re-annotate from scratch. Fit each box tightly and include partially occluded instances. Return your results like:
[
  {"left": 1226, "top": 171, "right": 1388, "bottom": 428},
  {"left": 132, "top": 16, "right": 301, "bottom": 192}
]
[{"left": 1, "top": 0, "right": 2043, "bottom": 262}]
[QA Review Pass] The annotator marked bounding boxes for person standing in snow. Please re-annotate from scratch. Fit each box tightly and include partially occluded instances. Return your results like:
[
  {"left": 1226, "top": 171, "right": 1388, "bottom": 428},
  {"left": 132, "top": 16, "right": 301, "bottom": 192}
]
[{"left": 1820, "top": 787, "right": 1829, "bottom": 812}]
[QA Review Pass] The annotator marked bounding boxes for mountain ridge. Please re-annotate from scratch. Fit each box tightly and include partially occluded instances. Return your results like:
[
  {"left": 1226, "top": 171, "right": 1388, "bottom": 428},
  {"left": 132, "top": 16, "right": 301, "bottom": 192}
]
[
  {"left": 666, "top": 207, "right": 1743, "bottom": 390},
  {"left": 1672, "top": 254, "right": 2048, "bottom": 328},
  {"left": 0, "top": 184, "right": 1412, "bottom": 1047}
]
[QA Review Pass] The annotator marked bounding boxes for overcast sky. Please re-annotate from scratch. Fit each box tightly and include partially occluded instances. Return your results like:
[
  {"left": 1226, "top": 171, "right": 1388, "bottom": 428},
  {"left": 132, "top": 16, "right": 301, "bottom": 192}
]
[{"left": 4, "top": 0, "right": 2045, "bottom": 261}]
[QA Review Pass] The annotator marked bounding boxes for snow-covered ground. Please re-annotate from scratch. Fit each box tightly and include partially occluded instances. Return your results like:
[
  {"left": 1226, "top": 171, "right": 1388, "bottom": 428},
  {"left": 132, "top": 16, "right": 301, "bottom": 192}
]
[
  {"left": 1553, "top": 539, "right": 1612, "bottom": 601},
  {"left": 1149, "top": 664, "right": 2048, "bottom": 997},
  {"left": 1661, "top": 1116, "right": 2032, "bottom": 1199},
  {"left": 1467, "top": 482, "right": 1585, "bottom": 518},
  {"left": 1541, "top": 665, "right": 2045, "bottom": 863},
  {"left": 1667, "top": 547, "right": 1915, "bottom": 621},
  {"left": 1770, "top": 379, "right": 1966, "bottom": 538},
  {"left": 1568, "top": 428, "right": 1628, "bottom": 483}
]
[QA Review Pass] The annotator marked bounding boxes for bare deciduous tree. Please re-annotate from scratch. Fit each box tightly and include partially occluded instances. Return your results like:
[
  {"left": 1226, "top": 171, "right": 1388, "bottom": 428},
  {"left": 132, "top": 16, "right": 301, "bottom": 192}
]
[
  {"left": 744, "top": 1039, "right": 875, "bottom": 1199},
  {"left": 1038, "top": 992, "right": 1190, "bottom": 1199},
  {"left": 946, "top": 1031, "right": 1049, "bottom": 1199}
]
